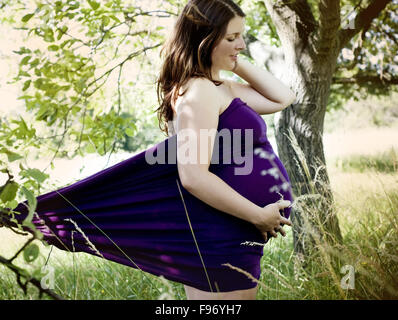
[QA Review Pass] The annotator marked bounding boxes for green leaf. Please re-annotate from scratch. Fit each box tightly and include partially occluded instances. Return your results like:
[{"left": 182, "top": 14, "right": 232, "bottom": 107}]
[
  {"left": 20, "top": 56, "right": 31, "bottom": 65},
  {"left": 18, "top": 70, "right": 30, "bottom": 77},
  {"left": 42, "top": 28, "right": 55, "bottom": 42},
  {"left": 17, "top": 95, "right": 33, "bottom": 100},
  {"left": 85, "top": 143, "right": 96, "bottom": 153},
  {"left": 125, "top": 127, "right": 135, "bottom": 137},
  {"left": 9, "top": 152, "right": 23, "bottom": 162},
  {"left": 102, "top": 15, "right": 110, "bottom": 26},
  {"left": 48, "top": 45, "right": 59, "bottom": 51},
  {"left": 109, "top": 15, "right": 120, "bottom": 23},
  {"left": 25, "top": 168, "right": 48, "bottom": 184},
  {"left": 13, "top": 47, "right": 31, "bottom": 55},
  {"left": 36, "top": 105, "right": 51, "bottom": 121},
  {"left": 7, "top": 199, "right": 19, "bottom": 210},
  {"left": 21, "top": 186, "right": 37, "bottom": 225},
  {"left": 34, "top": 78, "right": 44, "bottom": 89},
  {"left": 88, "top": 0, "right": 100, "bottom": 10},
  {"left": 1, "top": 148, "right": 23, "bottom": 162},
  {"left": 19, "top": 116, "right": 29, "bottom": 134},
  {"left": 23, "top": 244, "right": 39, "bottom": 263},
  {"left": 21, "top": 13, "right": 34, "bottom": 23},
  {"left": 30, "top": 58, "right": 40, "bottom": 68},
  {"left": 0, "top": 181, "right": 19, "bottom": 202},
  {"left": 22, "top": 80, "right": 31, "bottom": 91}
]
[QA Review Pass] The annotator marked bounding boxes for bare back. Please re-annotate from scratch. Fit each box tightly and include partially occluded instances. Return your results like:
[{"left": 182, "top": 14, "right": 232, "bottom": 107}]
[{"left": 168, "top": 78, "right": 236, "bottom": 137}]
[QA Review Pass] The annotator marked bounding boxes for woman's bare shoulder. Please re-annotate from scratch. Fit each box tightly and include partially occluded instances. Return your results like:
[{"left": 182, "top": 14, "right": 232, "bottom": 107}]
[
  {"left": 185, "top": 77, "right": 219, "bottom": 96},
  {"left": 176, "top": 77, "right": 220, "bottom": 109}
]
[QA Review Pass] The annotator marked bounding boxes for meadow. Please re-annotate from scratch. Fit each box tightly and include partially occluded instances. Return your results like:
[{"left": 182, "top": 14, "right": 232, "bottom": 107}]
[{"left": 0, "top": 95, "right": 397, "bottom": 300}]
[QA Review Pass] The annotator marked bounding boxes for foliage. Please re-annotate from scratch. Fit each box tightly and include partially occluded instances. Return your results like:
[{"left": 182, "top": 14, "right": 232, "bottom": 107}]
[
  {"left": 0, "top": 0, "right": 180, "bottom": 298},
  {"left": 239, "top": 0, "right": 398, "bottom": 112},
  {"left": 329, "top": 0, "right": 398, "bottom": 111},
  {"left": 0, "top": 0, "right": 178, "bottom": 201}
]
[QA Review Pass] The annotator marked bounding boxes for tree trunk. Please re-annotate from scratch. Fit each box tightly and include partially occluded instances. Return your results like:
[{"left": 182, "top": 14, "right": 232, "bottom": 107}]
[
  {"left": 264, "top": 0, "right": 344, "bottom": 263},
  {"left": 275, "top": 69, "right": 344, "bottom": 258}
]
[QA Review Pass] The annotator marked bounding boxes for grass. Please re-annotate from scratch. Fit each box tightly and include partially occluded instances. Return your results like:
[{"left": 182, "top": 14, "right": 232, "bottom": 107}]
[
  {"left": 1, "top": 149, "right": 397, "bottom": 300},
  {"left": 0, "top": 232, "right": 187, "bottom": 300},
  {"left": 333, "top": 147, "right": 397, "bottom": 173},
  {"left": 1, "top": 123, "right": 398, "bottom": 299}
]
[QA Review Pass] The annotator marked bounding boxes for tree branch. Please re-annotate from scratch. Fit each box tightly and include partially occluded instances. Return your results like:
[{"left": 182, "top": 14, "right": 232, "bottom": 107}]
[
  {"left": 0, "top": 254, "right": 65, "bottom": 300},
  {"left": 287, "top": 0, "right": 317, "bottom": 34},
  {"left": 338, "top": 0, "right": 393, "bottom": 51},
  {"left": 9, "top": 235, "right": 35, "bottom": 263},
  {"left": 264, "top": 0, "right": 317, "bottom": 56},
  {"left": 264, "top": 0, "right": 317, "bottom": 38},
  {"left": 0, "top": 220, "right": 65, "bottom": 301},
  {"left": 85, "top": 43, "right": 162, "bottom": 96}
]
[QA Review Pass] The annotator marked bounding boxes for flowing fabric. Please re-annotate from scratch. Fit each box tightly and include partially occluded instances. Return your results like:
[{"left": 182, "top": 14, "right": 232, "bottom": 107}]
[{"left": 10, "top": 97, "right": 294, "bottom": 292}]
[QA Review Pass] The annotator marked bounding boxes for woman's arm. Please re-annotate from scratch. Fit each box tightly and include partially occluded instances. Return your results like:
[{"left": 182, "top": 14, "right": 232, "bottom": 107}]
[
  {"left": 175, "top": 77, "right": 292, "bottom": 238},
  {"left": 183, "top": 169, "right": 266, "bottom": 225},
  {"left": 228, "top": 58, "right": 296, "bottom": 115},
  {"left": 184, "top": 171, "right": 291, "bottom": 239}
]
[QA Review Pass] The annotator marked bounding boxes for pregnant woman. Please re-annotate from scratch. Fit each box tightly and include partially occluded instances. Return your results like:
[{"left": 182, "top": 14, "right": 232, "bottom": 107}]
[{"left": 7, "top": 0, "right": 296, "bottom": 300}]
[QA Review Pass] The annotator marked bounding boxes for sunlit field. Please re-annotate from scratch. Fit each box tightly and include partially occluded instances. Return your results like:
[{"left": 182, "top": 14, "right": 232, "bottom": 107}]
[{"left": 1, "top": 96, "right": 397, "bottom": 300}]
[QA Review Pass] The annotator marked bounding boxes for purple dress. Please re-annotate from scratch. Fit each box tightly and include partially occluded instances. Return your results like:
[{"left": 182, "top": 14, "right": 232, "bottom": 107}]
[{"left": 12, "top": 97, "right": 294, "bottom": 292}]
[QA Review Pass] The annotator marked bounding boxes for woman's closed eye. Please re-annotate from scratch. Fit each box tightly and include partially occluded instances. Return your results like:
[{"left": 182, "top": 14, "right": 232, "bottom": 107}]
[{"left": 227, "top": 34, "right": 245, "bottom": 42}]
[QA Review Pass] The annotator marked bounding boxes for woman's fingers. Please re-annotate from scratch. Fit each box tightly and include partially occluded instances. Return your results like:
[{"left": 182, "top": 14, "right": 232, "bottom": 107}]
[
  {"left": 281, "top": 217, "right": 292, "bottom": 226},
  {"left": 276, "top": 226, "right": 286, "bottom": 237},
  {"left": 276, "top": 200, "right": 291, "bottom": 209},
  {"left": 270, "top": 230, "right": 278, "bottom": 238},
  {"left": 264, "top": 227, "right": 288, "bottom": 240}
]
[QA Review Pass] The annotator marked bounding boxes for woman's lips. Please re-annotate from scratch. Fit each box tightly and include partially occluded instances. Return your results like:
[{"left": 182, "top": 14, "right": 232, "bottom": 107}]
[{"left": 230, "top": 55, "right": 237, "bottom": 61}]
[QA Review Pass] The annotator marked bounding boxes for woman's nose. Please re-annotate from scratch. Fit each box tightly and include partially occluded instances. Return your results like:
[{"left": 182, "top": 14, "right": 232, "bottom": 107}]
[{"left": 236, "top": 36, "right": 246, "bottom": 51}]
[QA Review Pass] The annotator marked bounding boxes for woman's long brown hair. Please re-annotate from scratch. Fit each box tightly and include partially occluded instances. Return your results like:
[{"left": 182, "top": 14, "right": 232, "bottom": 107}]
[{"left": 155, "top": 0, "right": 245, "bottom": 136}]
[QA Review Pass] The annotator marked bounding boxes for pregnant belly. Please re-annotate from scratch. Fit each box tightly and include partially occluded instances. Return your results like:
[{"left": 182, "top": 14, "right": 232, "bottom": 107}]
[{"left": 211, "top": 143, "right": 294, "bottom": 219}]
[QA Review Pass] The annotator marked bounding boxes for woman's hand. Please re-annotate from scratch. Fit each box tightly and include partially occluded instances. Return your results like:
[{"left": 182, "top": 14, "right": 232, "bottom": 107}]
[{"left": 251, "top": 200, "right": 292, "bottom": 241}]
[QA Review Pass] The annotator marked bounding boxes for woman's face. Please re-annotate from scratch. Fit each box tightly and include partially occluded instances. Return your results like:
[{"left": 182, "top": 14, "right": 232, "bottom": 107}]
[{"left": 211, "top": 16, "right": 246, "bottom": 75}]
